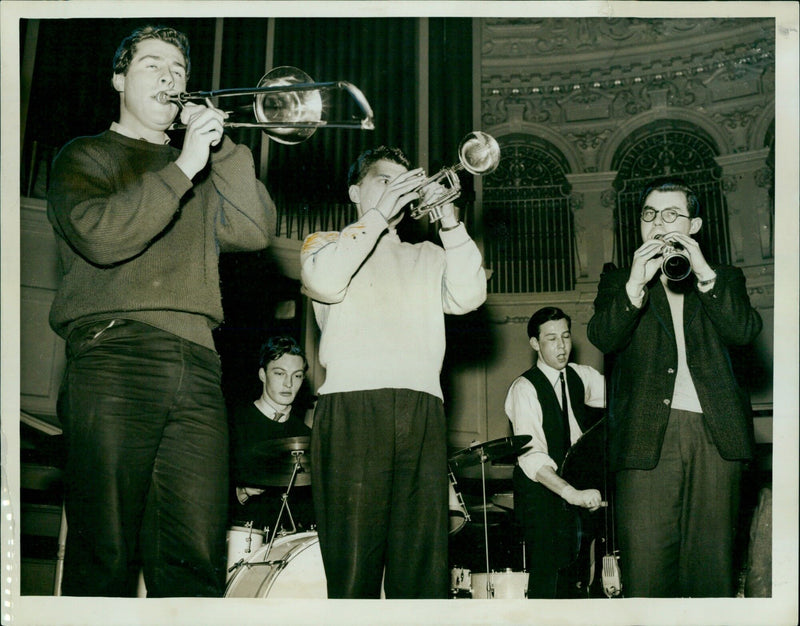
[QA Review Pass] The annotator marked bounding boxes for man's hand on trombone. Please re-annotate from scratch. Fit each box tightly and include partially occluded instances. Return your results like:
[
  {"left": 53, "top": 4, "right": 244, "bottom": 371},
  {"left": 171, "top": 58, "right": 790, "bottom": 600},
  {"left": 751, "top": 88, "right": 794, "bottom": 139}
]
[{"left": 175, "top": 97, "right": 229, "bottom": 180}]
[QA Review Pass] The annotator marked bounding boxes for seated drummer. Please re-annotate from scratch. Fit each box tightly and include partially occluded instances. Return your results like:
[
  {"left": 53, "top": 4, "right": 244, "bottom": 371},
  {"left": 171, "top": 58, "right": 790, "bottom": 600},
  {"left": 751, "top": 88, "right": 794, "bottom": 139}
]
[{"left": 229, "top": 335, "right": 315, "bottom": 534}]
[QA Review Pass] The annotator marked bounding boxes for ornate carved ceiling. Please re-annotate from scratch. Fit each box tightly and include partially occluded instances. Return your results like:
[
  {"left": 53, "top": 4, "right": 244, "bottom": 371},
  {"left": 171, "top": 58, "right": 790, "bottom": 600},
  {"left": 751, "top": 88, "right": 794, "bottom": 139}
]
[{"left": 480, "top": 18, "right": 776, "bottom": 169}]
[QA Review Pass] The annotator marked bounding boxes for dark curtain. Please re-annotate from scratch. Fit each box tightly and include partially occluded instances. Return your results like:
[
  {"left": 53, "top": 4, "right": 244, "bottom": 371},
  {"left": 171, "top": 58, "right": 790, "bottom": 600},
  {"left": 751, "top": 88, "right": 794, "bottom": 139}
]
[
  {"left": 428, "top": 18, "right": 473, "bottom": 173},
  {"left": 266, "top": 18, "right": 418, "bottom": 206},
  {"left": 218, "top": 19, "right": 270, "bottom": 165},
  {"left": 427, "top": 17, "right": 474, "bottom": 237}
]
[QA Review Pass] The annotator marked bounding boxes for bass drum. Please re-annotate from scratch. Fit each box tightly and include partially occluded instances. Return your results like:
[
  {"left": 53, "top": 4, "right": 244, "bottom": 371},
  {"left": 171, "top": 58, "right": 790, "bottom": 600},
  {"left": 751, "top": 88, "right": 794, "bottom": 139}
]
[
  {"left": 225, "top": 531, "right": 327, "bottom": 598},
  {"left": 471, "top": 570, "right": 529, "bottom": 599}
]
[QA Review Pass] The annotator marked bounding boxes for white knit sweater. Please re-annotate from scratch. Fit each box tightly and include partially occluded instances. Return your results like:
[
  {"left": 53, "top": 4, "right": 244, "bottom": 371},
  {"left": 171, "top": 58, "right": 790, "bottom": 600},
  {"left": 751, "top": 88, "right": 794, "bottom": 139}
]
[{"left": 301, "top": 209, "right": 487, "bottom": 399}]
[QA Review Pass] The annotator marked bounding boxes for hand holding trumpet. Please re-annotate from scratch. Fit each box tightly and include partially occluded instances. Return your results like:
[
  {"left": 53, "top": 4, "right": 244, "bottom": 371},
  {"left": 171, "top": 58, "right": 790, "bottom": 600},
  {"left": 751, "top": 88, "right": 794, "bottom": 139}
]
[
  {"left": 373, "top": 167, "right": 425, "bottom": 224},
  {"left": 418, "top": 179, "right": 458, "bottom": 227},
  {"left": 174, "top": 97, "right": 229, "bottom": 180}
]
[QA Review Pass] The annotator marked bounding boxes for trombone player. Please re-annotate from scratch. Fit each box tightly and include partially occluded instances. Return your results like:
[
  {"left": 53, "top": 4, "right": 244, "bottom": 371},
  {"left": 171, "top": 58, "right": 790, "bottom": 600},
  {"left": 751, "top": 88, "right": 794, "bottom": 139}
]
[
  {"left": 46, "top": 25, "right": 276, "bottom": 597},
  {"left": 301, "top": 145, "right": 488, "bottom": 598}
]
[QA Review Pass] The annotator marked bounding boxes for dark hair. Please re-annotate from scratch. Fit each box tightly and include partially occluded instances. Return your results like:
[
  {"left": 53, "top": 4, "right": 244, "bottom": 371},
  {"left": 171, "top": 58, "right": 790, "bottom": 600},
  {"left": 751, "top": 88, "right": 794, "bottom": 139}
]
[
  {"left": 527, "top": 306, "right": 571, "bottom": 339},
  {"left": 258, "top": 335, "right": 308, "bottom": 372},
  {"left": 347, "top": 146, "right": 411, "bottom": 187},
  {"left": 639, "top": 177, "right": 700, "bottom": 218},
  {"left": 113, "top": 25, "right": 191, "bottom": 78}
]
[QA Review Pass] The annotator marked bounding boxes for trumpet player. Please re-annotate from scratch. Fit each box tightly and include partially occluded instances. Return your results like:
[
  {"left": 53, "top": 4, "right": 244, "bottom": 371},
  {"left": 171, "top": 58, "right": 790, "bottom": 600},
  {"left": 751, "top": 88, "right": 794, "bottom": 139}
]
[
  {"left": 46, "top": 25, "right": 276, "bottom": 597},
  {"left": 301, "top": 146, "right": 487, "bottom": 598},
  {"left": 587, "top": 177, "right": 762, "bottom": 597}
]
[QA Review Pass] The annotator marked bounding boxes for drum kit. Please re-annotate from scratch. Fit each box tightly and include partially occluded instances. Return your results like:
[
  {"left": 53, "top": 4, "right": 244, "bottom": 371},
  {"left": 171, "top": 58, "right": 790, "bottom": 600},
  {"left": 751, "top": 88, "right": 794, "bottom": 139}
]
[
  {"left": 447, "top": 434, "right": 533, "bottom": 599},
  {"left": 224, "top": 435, "right": 325, "bottom": 597},
  {"left": 224, "top": 433, "right": 533, "bottom": 599}
]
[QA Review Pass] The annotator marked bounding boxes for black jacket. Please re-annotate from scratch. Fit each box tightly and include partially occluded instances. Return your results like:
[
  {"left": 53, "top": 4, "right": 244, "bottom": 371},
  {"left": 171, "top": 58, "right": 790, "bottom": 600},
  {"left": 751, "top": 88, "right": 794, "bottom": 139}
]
[{"left": 587, "top": 265, "right": 762, "bottom": 470}]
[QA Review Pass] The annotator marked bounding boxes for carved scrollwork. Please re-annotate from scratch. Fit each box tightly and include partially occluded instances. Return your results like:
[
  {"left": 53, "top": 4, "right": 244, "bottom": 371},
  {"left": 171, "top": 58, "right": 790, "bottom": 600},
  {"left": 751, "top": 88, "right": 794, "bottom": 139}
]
[
  {"left": 481, "top": 18, "right": 748, "bottom": 58},
  {"left": 754, "top": 166, "right": 773, "bottom": 189},
  {"left": 600, "top": 189, "right": 617, "bottom": 208},
  {"left": 720, "top": 174, "right": 739, "bottom": 193},
  {"left": 569, "top": 192, "right": 584, "bottom": 212}
]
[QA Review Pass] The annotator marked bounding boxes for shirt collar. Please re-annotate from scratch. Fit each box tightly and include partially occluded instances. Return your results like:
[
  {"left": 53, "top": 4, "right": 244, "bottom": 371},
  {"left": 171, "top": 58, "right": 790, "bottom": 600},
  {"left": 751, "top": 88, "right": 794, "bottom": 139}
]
[
  {"left": 254, "top": 398, "right": 291, "bottom": 422},
  {"left": 110, "top": 122, "right": 171, "bottom": 145},
  {"left": 536, "top": 359, "right": 567, "bottom": 388}
]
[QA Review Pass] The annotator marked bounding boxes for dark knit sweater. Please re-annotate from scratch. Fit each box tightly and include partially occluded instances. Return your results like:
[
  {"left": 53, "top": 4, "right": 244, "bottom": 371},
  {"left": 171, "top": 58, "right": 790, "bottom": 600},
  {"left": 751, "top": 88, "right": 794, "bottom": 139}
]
[{"left": 47, "top": 130, "right": 276, "bottom": 349}]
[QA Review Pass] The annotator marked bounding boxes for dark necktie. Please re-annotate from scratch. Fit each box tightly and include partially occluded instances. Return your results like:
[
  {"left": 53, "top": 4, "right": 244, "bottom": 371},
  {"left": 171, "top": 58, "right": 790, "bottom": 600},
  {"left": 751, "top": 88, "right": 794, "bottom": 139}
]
[{"left": 559, "top": 371, "right": 571, "bottom": 448}]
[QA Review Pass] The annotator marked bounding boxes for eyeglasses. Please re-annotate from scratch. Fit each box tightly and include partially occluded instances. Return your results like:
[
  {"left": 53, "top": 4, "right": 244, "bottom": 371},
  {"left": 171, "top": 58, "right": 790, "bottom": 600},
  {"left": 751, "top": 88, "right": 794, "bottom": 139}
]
[{"left": 640, "top": 207, "right": 691, "bottom": 223}]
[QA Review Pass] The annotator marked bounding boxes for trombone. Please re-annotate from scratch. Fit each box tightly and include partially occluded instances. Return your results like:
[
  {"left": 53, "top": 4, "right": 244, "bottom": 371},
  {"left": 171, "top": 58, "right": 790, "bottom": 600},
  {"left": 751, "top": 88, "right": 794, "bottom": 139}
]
[{"left": 159, "top": 66, "right": 375, "bottom": 145}]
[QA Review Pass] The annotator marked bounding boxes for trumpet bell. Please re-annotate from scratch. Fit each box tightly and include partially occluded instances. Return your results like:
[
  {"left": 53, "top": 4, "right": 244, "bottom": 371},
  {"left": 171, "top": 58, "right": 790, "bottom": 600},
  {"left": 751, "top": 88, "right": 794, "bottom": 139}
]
[
  {"left": 253, "top": 66, "right": 324, "bottom": 145},
  {"left": 458, "top": 131, "right": 501, "bottom": 177}
]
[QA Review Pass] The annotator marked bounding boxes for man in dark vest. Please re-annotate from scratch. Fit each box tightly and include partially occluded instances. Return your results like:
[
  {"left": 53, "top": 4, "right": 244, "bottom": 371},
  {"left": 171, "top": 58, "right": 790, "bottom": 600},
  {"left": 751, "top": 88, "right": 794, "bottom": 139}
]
[{"left": 504, "top": 306, "right": 605, "bottom": 598}]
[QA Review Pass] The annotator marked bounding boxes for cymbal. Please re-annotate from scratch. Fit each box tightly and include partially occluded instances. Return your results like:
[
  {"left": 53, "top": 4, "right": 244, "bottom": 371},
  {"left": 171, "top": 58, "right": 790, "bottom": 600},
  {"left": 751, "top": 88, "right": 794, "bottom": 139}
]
[
  {"left": 490, "top": 491, "right": 515, "bottom": 511},
  {"left": 448, "top": 435, "right": 532, "bottom": 471},
  {"left": 239, "top": 436, "right": 312, "bottom": 488},
  {"left": 464, "top": 502, "right": 509, "bottom": 527},
  {"left": 250, "top": 436, "right": 311, "bottom": 459}
]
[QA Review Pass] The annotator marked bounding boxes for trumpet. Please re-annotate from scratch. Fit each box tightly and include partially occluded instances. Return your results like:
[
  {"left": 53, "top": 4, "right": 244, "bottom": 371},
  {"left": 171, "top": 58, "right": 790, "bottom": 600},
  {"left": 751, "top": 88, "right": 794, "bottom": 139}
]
[
  {"left": 409, "top": 131, "right": 501, "bottom": 222},
  {"left": 159, "top": 66, "right": 374, "bottom": 145}
]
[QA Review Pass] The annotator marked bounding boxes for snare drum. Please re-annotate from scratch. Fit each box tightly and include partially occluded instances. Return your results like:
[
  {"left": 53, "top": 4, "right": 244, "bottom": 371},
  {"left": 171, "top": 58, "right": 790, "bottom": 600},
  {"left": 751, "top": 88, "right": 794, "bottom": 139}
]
[
  {"left": 450, "top": 566, "right": 472, "bottom": 598},
  {"left": 225, "top": 531, "right": 327, "bottom": 598},
  {"left": 226, "top": 525, "right": 265, "bottom": 581},
  {"left": 471, "top": 570, "right": 528, "bottom": 599}
]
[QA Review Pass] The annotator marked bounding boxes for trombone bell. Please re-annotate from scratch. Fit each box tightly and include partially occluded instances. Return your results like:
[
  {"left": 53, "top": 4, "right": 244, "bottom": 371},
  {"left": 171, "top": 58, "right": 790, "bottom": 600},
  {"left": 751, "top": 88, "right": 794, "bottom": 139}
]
[{"left": 253, "top": 66, "right": 323, "bottom": 145}]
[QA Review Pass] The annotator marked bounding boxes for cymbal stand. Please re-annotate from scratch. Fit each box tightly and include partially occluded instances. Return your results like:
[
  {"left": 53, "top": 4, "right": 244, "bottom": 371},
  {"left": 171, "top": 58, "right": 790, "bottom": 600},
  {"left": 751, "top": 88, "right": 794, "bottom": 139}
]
[
  {"left": 263, "top": 450, "right": 305, "bottom": 559},
  {"left": 478, "top": 446, "right": 494, "bottom": 599}
]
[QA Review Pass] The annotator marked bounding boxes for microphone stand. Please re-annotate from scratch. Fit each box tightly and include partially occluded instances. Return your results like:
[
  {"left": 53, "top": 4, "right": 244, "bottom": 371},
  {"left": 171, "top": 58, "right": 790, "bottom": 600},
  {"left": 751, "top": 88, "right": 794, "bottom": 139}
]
[{"left": 601, "top": 351, "right": 622, "bottom": 598}]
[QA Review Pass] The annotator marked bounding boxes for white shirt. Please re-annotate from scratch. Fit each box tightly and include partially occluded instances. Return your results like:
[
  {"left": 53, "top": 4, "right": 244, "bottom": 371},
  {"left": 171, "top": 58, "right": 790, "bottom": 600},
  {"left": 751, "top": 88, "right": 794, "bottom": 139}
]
[
  {"left": 504, "top": 360, "right": 605, "bottom": 482},
  {"left": 254, "top": 397, "right": 291, "bottom": 423},
  {"left": 663, "top": 282, "right": 704, "bottom": 413}
]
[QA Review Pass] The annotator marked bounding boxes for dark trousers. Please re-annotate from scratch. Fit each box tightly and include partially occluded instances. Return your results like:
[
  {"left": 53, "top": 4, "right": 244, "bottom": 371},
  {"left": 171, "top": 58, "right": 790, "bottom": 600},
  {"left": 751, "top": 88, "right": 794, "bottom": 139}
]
[
  {"left": 615, "top": 409, "right": 743, "bottom": 597},
  {"left": 58, "top": 319, "right": 228, "bottom": 597},
  {"left": 311, "top": 389, "right": 449, "bottom": 598},
  {"left": 513, "top": 466, "right": 578, "bottom": 598}
]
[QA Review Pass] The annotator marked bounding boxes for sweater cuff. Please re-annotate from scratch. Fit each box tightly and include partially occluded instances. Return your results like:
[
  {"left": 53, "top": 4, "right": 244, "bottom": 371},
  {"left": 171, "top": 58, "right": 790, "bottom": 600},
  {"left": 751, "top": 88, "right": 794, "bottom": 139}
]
[
  {"left": 360, "top": 207, "right": 391, "bottom": 231},
  {"left": 438, "top": 221, "right": 470, "bottom": 247},
  {"left": 161, "top": 161, "right": 194, "bottom": 196}
]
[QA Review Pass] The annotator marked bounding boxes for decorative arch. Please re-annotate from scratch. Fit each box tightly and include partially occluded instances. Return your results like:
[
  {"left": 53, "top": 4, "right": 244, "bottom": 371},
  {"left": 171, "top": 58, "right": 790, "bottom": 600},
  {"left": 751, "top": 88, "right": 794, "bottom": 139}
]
[
  {"left": 597, "top": 108, "right": 731, "bottom": 173},
  {"left": 611, "top": 119, "right": 722, "bottom": 180},
  {"left": 609, "top": 119, "right": 731, "bottom": 270},
  {"left": 482, "top": 134, "right": 575, "bottom": 294},
  {"left": 486, "top": 121, "right": 583, "bottom": 175},
  {"left": 485, "top": 133, "right": 572, "bottom": 196}
]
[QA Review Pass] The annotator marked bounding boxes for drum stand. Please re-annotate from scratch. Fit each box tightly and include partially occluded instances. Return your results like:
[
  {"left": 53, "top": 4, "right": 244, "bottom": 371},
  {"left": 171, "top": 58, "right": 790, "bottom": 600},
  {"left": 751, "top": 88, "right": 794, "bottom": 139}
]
[
  {"left": 475, "top": 446, "right": 495, "bottom": 599},
  {"left": 262, "top": 450, "right": 306, "bottom": 561}
]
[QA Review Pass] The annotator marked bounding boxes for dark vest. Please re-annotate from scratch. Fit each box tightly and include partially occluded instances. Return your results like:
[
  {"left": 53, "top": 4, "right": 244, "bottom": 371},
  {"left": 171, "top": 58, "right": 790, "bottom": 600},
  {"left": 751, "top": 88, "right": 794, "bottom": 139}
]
[{"left": 521, "top": 365, "right": 589, "bottom": 466}]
